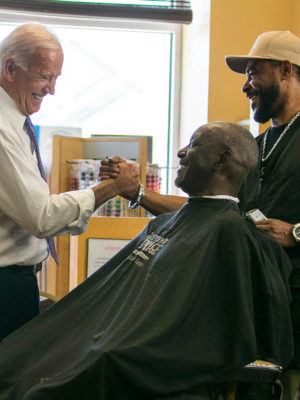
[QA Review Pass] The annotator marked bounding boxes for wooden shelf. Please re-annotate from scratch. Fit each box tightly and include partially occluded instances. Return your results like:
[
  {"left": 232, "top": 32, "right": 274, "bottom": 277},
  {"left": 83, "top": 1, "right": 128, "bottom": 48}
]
[{"left": 48, "top": 135, "right": 150, "bottom": 298}]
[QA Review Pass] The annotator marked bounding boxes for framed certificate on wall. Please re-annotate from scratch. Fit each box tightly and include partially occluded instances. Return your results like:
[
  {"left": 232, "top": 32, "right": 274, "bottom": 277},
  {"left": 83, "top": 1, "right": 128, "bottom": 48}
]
[
  {"left": 87, "top": 238, "right": 130, "bottom": 277},
  {"left": 69, "top": 217, "right": 150, "bottom": 291}
]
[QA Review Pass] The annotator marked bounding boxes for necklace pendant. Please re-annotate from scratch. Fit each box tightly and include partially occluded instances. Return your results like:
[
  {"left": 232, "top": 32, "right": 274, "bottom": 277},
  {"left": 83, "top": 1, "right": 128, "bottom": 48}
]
[
  {"left": 260, "top": 165, "right": 264, "bottom": 178},
  {"left": 257, "top": 165, "right": 264, "bottom": 196},
  {"left": 258, "top": 178, "right": 262, "bottom": 196}
]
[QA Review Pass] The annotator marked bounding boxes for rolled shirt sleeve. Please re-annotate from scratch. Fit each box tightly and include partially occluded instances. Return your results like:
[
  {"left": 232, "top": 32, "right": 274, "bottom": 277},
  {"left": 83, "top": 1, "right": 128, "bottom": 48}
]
[{"left": 37, "top": 189, "right": 95, "bottom": 238}]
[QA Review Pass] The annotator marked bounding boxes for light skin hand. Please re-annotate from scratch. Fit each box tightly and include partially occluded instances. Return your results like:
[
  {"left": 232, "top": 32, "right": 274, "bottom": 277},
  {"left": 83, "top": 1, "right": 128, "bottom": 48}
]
[{"left": 255, "top": 218, "right": 296, "bottom": 247}]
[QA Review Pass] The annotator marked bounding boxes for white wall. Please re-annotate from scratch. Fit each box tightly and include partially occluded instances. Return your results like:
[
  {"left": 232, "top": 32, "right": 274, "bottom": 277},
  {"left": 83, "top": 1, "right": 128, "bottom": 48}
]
[{"left": 171, "top": 0, "right": 211, "bottom": 195}]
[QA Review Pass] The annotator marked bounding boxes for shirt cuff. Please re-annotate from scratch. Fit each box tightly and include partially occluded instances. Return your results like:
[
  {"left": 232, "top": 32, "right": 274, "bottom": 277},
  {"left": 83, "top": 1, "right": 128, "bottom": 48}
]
[{"left": 66, "top": 189, "right": 95, "bottom": 235}]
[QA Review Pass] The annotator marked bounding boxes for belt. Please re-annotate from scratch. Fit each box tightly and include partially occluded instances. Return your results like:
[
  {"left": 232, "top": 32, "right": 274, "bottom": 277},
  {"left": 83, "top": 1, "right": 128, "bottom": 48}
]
[
  {"left": 29, "top": 263, "right": 43, "bottom": 274},
  {"left": 4, "top": 263, "right": 43, "bottom": 275}
]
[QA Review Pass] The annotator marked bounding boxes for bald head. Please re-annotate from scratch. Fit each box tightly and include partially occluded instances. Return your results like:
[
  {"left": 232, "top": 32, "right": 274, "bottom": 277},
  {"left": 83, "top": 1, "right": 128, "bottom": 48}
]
[
  {"left": 0, "top": 24, "right": 63, "bottom": 73},
  {"left": 175, "top": 122, "right": 258, "bottom": 197}
]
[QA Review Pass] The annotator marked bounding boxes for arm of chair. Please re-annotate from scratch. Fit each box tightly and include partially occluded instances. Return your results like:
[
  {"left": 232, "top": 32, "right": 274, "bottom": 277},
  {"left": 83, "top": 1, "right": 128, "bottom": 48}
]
[
  {"left": 39, "top": 291, "right": 60, "bottom": 302},
  {"left": 224, "top": 360, "right": 283, "bottom": 400}
]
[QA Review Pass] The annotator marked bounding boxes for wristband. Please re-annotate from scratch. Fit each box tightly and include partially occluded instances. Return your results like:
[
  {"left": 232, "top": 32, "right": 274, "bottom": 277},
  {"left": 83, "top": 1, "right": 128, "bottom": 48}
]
[{"left": 128, "top": 184, "right": 145, "bottom": 209}]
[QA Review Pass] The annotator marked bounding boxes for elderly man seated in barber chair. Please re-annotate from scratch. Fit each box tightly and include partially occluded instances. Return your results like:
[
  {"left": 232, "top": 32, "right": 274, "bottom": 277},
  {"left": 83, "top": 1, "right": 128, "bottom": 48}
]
[{"left": 0, "top": 122, "right": 293, "bottom": 400}]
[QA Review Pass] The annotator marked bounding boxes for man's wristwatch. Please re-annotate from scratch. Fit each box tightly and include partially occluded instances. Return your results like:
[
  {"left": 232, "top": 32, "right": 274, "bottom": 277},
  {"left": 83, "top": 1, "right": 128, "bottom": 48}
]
[
  {"left": 292, "top": 223, "right": 300, "bottom": 243},
  {"left": 128, "top": 184, "right": 145, "bottom": 209}
]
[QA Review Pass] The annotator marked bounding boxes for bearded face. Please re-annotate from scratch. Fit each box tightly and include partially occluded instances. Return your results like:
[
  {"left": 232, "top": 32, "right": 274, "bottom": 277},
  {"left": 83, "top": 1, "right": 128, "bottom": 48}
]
[
  {"left": 252, "top": 81, "right": 281, "bottom": 123},
  {"left": 243, "top": 60, "right": 286, "bottom": 123}
]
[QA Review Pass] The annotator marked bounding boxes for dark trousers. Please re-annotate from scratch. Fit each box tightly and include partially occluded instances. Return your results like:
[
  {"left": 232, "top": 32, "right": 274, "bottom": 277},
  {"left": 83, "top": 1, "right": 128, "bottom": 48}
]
[{"left": 0, "top": 265, "right": 39, "bottom": 341}]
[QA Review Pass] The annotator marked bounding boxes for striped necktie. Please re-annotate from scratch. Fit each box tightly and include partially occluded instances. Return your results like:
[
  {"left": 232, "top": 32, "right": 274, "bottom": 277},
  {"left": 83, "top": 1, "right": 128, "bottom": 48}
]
[{"left": 24, "top": 116, "right": 59, "bottom": 264}]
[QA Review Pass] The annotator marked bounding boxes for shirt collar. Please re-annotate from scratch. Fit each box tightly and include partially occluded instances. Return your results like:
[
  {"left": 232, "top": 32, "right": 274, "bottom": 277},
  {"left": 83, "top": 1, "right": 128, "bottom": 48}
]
[
  {"left": 0, "top": 86, "right": 27, "bottom": 130},
  {"left": 190, "top": 194, "right": 239, "bottom": 203}
]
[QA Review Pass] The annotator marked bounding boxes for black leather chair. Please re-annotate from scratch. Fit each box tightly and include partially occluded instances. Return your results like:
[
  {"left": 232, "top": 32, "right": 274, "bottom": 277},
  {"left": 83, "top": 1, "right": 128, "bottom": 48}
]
[{"left": 225, "top": 360, "right": 283, "bottom": 400}]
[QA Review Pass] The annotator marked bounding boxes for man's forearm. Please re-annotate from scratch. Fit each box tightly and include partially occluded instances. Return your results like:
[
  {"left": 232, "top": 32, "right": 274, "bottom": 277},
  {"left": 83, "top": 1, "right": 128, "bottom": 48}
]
[
  {"left": 98, "top": 157, "right": 187, "bottom": 216},
  {"left": 92, "top": 180, "right": 120, "bottom": 210},
  {"left": 140, "top": 188, "right": 186, "bottom": 216}
]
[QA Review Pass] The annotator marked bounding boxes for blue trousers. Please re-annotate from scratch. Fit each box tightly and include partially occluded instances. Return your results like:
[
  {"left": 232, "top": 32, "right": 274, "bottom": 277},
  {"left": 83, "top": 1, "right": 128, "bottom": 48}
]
[{"left": 0, "top": 265, "right": 39, "bottom": 341}]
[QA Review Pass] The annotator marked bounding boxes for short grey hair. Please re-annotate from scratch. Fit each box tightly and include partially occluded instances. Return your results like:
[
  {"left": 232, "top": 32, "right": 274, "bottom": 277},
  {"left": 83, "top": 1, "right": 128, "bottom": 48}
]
[
  {"left": 0, "top": 24, "right": 62, "bottom": 72},
  {"left": 201, "top": 121, "right": 259, "bottom": 183}
]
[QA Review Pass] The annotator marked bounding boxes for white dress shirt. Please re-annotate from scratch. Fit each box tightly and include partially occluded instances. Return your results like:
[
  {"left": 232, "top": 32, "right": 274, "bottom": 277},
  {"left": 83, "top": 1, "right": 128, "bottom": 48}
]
[{"left": 0, "top": 87, "right": 95, "bottom": 266}]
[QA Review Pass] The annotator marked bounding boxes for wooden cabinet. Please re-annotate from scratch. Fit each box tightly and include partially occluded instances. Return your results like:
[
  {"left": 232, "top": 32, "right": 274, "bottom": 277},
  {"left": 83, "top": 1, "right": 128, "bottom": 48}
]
[{"left": 48, "top": 135, "right": 151, "bottom": 298}]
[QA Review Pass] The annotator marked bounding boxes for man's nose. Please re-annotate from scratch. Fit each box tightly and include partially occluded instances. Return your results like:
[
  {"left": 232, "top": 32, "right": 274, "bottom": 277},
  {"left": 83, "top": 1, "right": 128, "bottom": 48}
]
[
  {"left": 45, "top": 78, "right": 56, "bottom": 95},
  {"left": 241, "top": 78, "right": 250, "bottom": 93},
  {"left": 177, "top": 147, "right": 188, "bottom": 158}
]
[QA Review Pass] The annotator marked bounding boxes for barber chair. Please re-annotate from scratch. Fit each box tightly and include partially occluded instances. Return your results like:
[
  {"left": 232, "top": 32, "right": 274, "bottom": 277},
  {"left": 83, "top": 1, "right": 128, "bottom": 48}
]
[
  {"left": 153, "top": 361, "right": 283, "bottom": 400},
  {"left": 225, "top": 360, "right": 283, "bottom": 400}
]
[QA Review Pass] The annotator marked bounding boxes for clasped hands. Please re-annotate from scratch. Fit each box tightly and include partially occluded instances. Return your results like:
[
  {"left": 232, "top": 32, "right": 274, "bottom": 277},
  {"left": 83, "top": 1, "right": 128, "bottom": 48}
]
[{"left": 99, "top": 156, "right": 140, "bottom": 201}]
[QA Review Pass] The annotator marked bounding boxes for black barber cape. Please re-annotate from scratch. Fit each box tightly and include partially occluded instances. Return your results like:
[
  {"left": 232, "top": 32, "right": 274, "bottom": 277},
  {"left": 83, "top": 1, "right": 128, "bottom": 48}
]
[{"left": 0, "top": 199, "right": 294, "bottom": 400}]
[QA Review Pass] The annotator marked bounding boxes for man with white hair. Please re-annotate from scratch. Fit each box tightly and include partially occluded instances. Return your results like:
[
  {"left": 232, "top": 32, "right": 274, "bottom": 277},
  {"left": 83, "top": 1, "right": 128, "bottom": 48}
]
[{"left": 0, "top": 24, "right": 139, "bottom": 341}]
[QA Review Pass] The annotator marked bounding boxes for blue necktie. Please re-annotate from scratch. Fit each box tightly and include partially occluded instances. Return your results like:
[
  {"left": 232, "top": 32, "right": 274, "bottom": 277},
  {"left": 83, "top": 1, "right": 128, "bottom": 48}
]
[{"left": 24, "top": 116, "right": 59, "bottom": 264}]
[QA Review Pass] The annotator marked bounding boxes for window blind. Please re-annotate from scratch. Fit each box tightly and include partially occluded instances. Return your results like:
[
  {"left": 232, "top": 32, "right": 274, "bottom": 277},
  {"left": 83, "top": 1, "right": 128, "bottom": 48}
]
[{"left": 0, "top": 0, "right": 193, "bottom": 24}]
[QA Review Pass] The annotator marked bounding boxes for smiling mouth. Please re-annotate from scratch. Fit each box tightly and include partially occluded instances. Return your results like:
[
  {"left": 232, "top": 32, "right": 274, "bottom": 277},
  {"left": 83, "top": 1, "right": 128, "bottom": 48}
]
[
  {"left": 177, "top": 164, "right": 188, "bottom": 177},
  {"left": 178, "top": 164, "right": 187, "bottom": 172},
  {"left": 247, "top": 93, "right": 258, "bottom": 109},
  {"left": 33, "top": 94, "right": 43, "bottom": 101},
  {"left": 179, "top": 160, "right": 188, "bottom": 166}
]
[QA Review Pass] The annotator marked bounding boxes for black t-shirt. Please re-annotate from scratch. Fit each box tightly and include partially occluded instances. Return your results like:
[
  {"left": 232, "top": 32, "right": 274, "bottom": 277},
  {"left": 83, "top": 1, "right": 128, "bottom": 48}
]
[
  {"left": 239, "top": 119, "right": 300, "bottom": 263},
  {"left": 238, "top": 119, "right": 300, "bottom": 365},
  {"left": 264, "top": 124, "right": 287, "bottom": 154}
]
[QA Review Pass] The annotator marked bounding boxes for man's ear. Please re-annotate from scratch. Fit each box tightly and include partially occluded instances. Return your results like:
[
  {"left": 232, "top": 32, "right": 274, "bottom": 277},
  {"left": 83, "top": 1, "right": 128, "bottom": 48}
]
[
  {"left": 214, "top": 150, "right": 232, "bottom": 173},
  {"left": 3, "top": 58, "right": 16, "bottom": 82},
  {"left": 279, "top": 60, "right": 292, "bottom": 79}
]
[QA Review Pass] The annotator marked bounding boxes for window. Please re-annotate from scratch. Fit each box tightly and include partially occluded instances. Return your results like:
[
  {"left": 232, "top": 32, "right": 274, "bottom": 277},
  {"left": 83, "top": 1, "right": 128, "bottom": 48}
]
[{"left": 0, "top": 8, "right": 182, "bottom": 193}]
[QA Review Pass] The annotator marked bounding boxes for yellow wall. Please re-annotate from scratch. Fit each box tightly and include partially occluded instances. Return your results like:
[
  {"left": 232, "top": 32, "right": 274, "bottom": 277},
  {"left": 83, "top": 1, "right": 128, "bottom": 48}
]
[
  {"left": 208, "top": 0, "right": 296, "bottom": 124},
  {"left": 291, "top": 0, "right": 300, "bottom": 36}
]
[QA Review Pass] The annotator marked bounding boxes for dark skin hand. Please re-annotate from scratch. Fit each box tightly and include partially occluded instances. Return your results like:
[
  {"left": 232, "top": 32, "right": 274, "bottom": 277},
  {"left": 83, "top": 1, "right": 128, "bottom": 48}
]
[
  {"left": 92, "top": 161, "right": 139, "bottom": 210},
  {"left": 255, "top": 218, "right": 296, "bottom": 247},
  {"left": 99, "top": 156, "right": 122, "bottom": 180},
  {"left": 99, "top": 156, "right": 187, "bottom": 216},
  {"left": 99, "top": 156, "right": 139, "bottom": 201}
]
